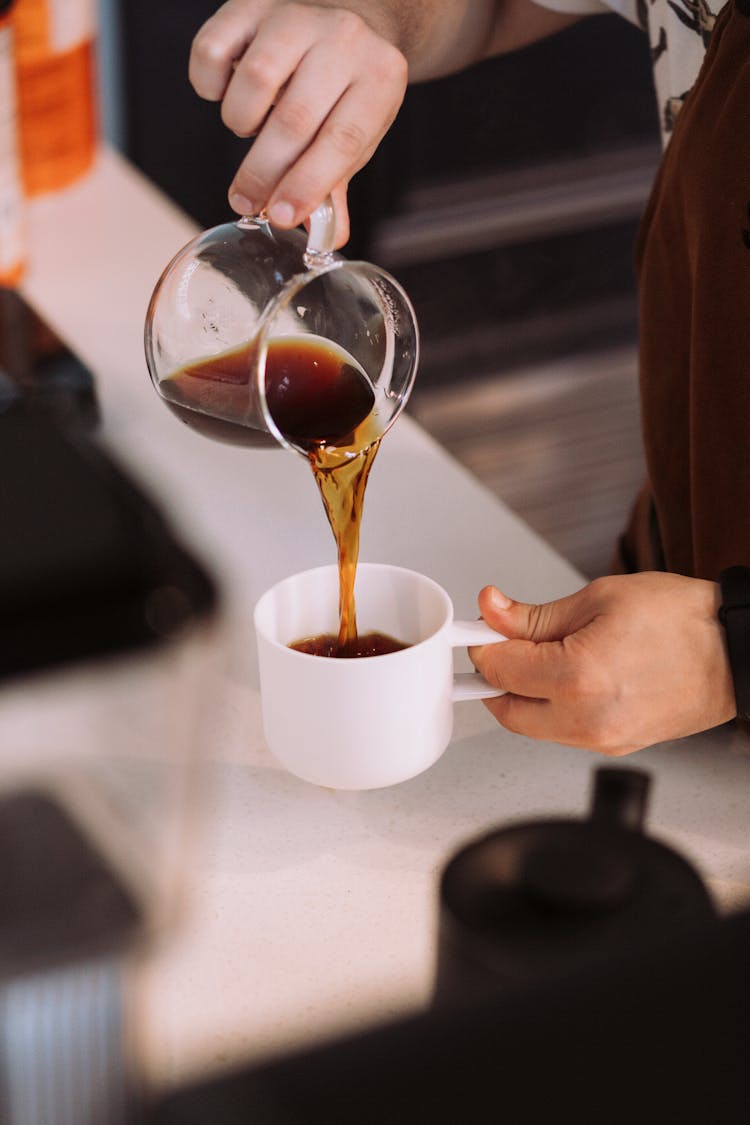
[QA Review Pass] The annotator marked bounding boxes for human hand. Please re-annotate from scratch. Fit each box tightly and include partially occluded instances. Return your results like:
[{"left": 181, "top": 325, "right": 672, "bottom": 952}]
[
  {"left": 470, "top": 572, "right": 736, "bottom": 754},
  {"left": 189, "top": 0, "right": 408, "bottom": 246}
]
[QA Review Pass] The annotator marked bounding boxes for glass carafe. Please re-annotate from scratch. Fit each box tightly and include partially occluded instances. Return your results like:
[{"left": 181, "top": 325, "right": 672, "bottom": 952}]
[{"left": 144, "top": 200, "right": 419, "bottom": 456}]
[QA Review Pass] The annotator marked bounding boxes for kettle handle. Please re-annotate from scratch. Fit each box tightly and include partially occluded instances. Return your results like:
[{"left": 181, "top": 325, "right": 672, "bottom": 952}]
[{"left": 591, "top": 767, "right": 651, "bottom": 831}]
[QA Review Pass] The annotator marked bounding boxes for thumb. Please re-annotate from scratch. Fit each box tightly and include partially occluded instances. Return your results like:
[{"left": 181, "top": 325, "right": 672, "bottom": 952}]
[{"left": 477, "top": 585, "right": 573, "bottom": 643}]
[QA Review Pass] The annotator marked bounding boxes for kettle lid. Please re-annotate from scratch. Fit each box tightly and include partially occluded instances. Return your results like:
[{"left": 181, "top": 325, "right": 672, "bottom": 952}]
[{"left": 439, "top": 767, "right": 715, "bottom": 981}]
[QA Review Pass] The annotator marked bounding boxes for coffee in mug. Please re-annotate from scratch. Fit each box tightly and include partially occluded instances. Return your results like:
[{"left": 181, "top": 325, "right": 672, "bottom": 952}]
[{"left": 253, "top": 563, "right": 507, "bottom": 790}]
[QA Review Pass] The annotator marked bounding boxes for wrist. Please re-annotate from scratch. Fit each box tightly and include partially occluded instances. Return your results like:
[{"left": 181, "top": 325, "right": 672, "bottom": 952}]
[{"left": 718, "top": 567, "right": 750, "bottom": 721}]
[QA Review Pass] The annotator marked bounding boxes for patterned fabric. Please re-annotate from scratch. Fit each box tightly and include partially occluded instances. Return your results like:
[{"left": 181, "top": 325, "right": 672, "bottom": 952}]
[{"left": 533, "top": 0, "right": 726, "bottom": 143}]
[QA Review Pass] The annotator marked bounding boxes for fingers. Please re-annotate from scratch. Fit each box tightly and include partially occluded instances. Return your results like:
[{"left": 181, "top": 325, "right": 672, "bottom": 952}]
[
  {"left": 477, "top": 584, "right": 584, "bottom": 643},
  {"left": 191, "top": 2, "right": 408, "bottom": 236},
  {"left": 189, "top": 0, "right": 268, "bottom": 101},
  {"left": 470, "top": 581, "right": 635, "bottom": 752},
  {"left": 260, "top": 79, "right": 396, "bottom": 229},
  {"left": 471, "top": 577, "right": 687, "bottom": 754},
  {"left": 230, "top": 26, "right": 405, "bottom": 224},
  {"left": 471, "top": 636, "right": 571, "bottom": 701},
  {"left": 482, "top": 693, "right": 557, "bottom": 742},
  {"left": 481, "top": 693, "right": 636, "bottom": 756},
  {"left": 470, "top": 584, "right": 588, "bottom": 699},
  {"left": 220, "top": 11, "right": 321, "bottom": 145},
  {"left": 226, "top": 34, "right": 356, "bottom": 219},
  {"left": 475, "top": 631, "right": 627, "bottom": 752}
]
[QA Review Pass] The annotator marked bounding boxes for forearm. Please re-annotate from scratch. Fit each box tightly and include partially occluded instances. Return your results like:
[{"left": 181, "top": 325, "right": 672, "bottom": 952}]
[{"left": 294, "top": 0, "right": 586, "bottom": 81}]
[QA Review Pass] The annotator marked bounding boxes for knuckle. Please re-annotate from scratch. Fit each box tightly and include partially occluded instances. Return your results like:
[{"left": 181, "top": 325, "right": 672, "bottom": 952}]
[
  {"left": 588, "top": 713, "right": 619, "bottom": 749},
  {"left": 576, "top": 706, "right": 623, "bottom": 752},
  {"left": 328, "top": 119, "right": 368, "bottom": 160},
  {"left": 375, "top": 42, "right": 409, "bottom": 86},
  {"left": 566, "top": 662, "right": 594, "bottom": 700},
  {"left": 190, "top": 29, "right": 225, "bottom": 70},
  {"left": 526, "top": 603, "right": 552, "bottom": 642},
  {"left": 189, "top": 34, "right": 229, "bottom": 97},
  {"left": 588, "top": 574, "right": 616, "bottom": 604},
  {"left": 274, "top": 98, "right": 316, "bottom": 140},
  {"left": 330, "top": 8, "right": 366, "bottom": 41},
  {"left": 558, "top": 648, "right": 626, "bottom": 751},
  {"left": 526, "top": 606, "right": 543, "bottom": 640},
  {"left": 566, "top": 658, "right": 607, "bottom": 708},
  {"left": 234, "top": 166, "right": 270, "bottom": 204},
  {"left": 240, "top": 50, "right": 281, "bottom": 93},
  {"left": 328, "top": 7, "right": 407, "bottom": 87},
  {"left": 221, "top": 102, "right": 253, "bottom": 136},
  {"left": 221, "top": 100, "right": 240, "bottom": 132},
  {"left": 495, "top": 696, "right": 525, "bottom": 736},
  {"left": 476, "top": 654, "right": 503, "bottom": 691}
]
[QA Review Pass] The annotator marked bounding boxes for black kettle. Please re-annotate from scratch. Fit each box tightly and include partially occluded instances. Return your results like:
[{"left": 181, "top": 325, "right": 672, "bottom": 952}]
[{"left": 435, "top": 766, "right": 717, "bottom": 1004}]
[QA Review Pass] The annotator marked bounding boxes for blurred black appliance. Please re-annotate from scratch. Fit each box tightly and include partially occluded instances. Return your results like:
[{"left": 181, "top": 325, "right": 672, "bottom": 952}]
[
  {"left": 435, "top": 766, "right": 716, "bottom": 1001},
  {"left": 0, "top": 402, "right": 217, "bottom": 1124},
  {"left": 149, "top": 769, "right": 748, "bottom": 1124},
  {"left": 150, "top": 905, "right": 750, "bottom": 1124},
  {"left": 0, "top": 400, "right": 216, "bottom": 679}
]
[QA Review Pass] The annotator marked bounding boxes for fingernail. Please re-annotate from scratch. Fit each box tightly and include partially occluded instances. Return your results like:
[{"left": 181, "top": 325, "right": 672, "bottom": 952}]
[
  {"left": 488, "top": 587, "right": 512, "bottom": 611},
  {"left": 229, "top": 191, "right": 256, "bottom": 215},
  {"left": 269, "top": 200, "right": 296, "bottom": 226}
]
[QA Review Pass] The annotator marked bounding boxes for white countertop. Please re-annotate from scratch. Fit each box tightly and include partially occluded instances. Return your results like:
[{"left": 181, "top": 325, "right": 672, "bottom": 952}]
[{"left": 20, "top": 148, "right": 750, "bottom": 1092}]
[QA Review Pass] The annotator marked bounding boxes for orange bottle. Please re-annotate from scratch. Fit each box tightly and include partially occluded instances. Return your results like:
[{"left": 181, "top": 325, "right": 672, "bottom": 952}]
[
  {"left": 11, "top": 0, "right": 98, "bottom": 197},
  {"left": 0, "top": 0, "right": 25, "bottom": 285}
]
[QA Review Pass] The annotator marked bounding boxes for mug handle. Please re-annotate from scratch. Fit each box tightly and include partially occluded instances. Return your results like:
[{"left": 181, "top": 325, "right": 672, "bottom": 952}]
[{"left": 449, "top": 620, "right": 507, "bottom": 702}]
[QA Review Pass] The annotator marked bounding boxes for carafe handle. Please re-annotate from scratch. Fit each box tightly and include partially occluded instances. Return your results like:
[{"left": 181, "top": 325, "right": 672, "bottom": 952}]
[{"left": 304, "top": 196, "right": 337, "bottom": 267}]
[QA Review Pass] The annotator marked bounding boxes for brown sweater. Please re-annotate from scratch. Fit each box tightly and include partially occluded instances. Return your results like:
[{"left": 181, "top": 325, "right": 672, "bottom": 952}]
[{"left": 621, "top": 0, "right": 750, "bottom": 581}]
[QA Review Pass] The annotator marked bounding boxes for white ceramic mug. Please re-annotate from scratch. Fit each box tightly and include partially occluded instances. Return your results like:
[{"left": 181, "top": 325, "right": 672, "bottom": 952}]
[{"left": 253, "top": 563, "right": 506, "bottom": 790}]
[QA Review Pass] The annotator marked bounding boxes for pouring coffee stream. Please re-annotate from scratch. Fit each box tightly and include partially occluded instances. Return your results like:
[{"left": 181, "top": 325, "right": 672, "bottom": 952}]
[{"left": 145, "top": 198, "right": 419, "bottom": 651}]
